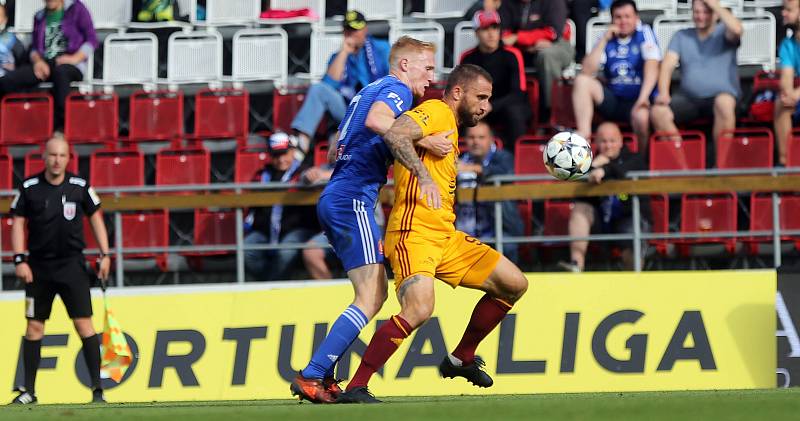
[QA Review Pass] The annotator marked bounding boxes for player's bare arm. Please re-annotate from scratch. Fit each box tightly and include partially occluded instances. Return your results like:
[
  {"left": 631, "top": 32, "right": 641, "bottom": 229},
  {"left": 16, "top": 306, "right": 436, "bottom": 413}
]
[
  {"left": 365, "top": 102, "right": 397, "bottom": 136},
  {"left": 384, "top": 115, "right": 442, "bottom": 209},
  {"left": 366, "top": 102, "right": 452, "bottom": 158},
  {"left": 416, "top": 130, "right": 454, "bottom": 157}
]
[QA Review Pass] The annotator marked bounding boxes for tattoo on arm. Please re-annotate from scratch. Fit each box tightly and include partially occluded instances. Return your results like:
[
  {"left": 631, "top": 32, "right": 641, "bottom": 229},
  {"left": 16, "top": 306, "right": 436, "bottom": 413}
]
[{"left": 384, "top": 115, "right": 434, "bottom": 183}]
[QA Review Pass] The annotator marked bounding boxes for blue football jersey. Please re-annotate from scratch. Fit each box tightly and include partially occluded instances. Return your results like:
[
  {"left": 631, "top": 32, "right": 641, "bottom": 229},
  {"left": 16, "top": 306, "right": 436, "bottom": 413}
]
[
  {"left": 601, "top": 23, "right": 661, "bottom": 100},
  {"left": 322, "top": 75, "right": 412, "bottom": 204}
]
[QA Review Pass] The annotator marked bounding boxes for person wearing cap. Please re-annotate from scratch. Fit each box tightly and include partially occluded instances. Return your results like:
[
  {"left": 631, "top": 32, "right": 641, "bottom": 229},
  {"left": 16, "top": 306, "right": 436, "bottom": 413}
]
[
  {"left": 498, "top": 0, "right": 574, "bottom": 115},
  {"left": 243, "top": 132, "right": 323, "bottom": 281},
  {"left": 460, "top": 10, "right": 531, "bottom": 151},
  {"left": 288, "top": 10, "right": 391, "bottom": 156}
]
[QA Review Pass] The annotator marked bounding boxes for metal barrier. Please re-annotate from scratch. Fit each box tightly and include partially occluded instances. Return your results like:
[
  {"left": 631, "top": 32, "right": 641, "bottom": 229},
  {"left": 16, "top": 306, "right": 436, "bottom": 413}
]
[{"left": 0, "top": 168, "right": 798, "bottom": 288}]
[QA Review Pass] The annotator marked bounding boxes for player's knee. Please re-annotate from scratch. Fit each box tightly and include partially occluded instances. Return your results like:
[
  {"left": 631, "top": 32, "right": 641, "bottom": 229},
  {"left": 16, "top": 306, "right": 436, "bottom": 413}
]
[
  {"left": 573, "top": 73, "right": 592, "bottom": 91},
  {"left": 632, "top": 109, "right": 649, "bottom": 129},
  {"left": 403, "top": 300, "right": 434, "bottom": 329},
  {"left": 507, "top": 272, "right": 529, "bottom": 301}
]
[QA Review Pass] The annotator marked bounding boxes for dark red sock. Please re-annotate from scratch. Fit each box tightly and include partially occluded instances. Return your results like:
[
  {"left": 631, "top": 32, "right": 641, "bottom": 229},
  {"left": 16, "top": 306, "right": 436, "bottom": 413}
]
[
  {"left": 346, "top": 315, "right": 413, "bottom": 391},
  {"left": 451, "top": 295, "right": 512, "bottom": 365}
]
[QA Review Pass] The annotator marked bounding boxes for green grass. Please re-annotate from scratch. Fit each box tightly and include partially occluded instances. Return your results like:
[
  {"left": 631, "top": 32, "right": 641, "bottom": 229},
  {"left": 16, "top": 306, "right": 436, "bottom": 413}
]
[{"left": 1, "top": 389, "right": 798, "bottom": 421}]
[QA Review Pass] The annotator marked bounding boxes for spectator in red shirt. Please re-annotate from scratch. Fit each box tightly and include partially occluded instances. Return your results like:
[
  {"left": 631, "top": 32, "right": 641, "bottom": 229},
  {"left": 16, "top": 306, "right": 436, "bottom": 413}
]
[{"left": 499, "top": 0, "right": 574, "bottom": 114}]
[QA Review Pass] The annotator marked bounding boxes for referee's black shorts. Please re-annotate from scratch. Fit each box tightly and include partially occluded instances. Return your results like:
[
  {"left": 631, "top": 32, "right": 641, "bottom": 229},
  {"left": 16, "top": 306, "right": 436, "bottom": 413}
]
[{"left": 25, "top": 256, "right": 94, "bottom": 321}]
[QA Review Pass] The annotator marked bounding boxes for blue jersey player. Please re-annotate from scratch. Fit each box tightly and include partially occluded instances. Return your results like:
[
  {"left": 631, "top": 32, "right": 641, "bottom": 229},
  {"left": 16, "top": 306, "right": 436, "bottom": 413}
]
[{"left": 290, "top": 37, "right": 452, "bottom": 403}]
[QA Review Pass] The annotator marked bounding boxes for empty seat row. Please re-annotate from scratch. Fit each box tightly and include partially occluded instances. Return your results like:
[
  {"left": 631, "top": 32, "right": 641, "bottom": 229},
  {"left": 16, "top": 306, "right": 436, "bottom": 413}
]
[{"left": 0, "top": 89, "right": 249, "bottom": 146}]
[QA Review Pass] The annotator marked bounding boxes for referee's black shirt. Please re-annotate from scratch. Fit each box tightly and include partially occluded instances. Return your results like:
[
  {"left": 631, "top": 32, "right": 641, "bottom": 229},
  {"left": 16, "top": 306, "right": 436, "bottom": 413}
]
[{"left": 10, "top": 172, "right": 102, "bottom": 260}]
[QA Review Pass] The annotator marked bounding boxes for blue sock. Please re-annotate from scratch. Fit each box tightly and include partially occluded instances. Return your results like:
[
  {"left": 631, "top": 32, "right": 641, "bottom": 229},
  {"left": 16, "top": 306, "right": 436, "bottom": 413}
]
[{"left": 301, "top": 305, "right": 368, "bottom": 379}]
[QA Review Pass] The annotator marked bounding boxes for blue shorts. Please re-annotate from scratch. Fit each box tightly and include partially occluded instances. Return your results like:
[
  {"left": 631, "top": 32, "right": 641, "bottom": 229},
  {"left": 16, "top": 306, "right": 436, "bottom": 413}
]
[{"left": 317, "top": 194, "right": 384, "bottom": 272}]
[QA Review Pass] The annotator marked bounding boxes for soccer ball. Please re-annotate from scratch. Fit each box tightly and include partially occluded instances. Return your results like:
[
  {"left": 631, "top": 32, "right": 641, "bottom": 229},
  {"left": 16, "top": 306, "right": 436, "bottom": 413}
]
[{"left": 542, "top": 132, "right": 593, "bottom": 181}]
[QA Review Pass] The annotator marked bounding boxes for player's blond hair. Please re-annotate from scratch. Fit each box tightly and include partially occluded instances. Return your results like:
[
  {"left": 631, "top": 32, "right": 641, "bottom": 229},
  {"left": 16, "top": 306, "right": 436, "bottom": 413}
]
[{"left": 389, "top": 36, "right": 436, "bottom": 69}]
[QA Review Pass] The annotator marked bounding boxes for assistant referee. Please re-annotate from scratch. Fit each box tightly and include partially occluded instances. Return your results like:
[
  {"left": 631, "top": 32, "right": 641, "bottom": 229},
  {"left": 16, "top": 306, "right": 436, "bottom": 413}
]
[{"left": 10, "top": 135, "right": 111, "bottom": 405}]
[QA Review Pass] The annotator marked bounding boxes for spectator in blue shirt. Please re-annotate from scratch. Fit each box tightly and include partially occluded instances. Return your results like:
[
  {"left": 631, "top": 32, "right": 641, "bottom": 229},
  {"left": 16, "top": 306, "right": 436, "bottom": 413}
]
[
  {"left": 0, "top": 4, "right": 24, "bottom": 77},
  {"left": 288, "top": 10, "right": 390, "bottom": 157},
  {"left": 455, "top": 121, "right": 523, "bottom": 264},
  {"left": 775, "top": 0, "right": 800, "bottom": 166},
  {"left": 572, "top": 0, "right": 661, "bottom": 153}
]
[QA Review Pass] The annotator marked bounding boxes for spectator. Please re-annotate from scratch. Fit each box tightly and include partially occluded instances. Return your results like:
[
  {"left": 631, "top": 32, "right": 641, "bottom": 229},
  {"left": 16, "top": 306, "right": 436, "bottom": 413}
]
[
  {"left": 0, "top": 0, "right": 97, "bottom": 131},
  {"left": 455, "top": 121, "right": 524, "bottom": 264},
  {"left": 650, "top": 0, "right": 742, "bottom": 155},
  {"left": 133, "top": 0, "right": 180, "bottom": 22},
  {"left": 572, "top": 0, "right": 660, "bottom": 153},
  {"left": 243, "top": 132, "right": 321, "bottom": 281},
  {"left": 464, "top": 0, "right": 502, "bottom": 20},
  {"left": 0, "top": 4, "right": 25, "bottom": 77},
  {"left": 569, "top": 0, "right": 597, "bottom": 61},
  {"left": 560, "top": 122, "right": 647, "bottom": 272},
  {"left": 298, "top": 164, "right": 337, "bottom": 280},
  {"left": 460, "top": 10, "right": 531, "bottom": 151},
  {"left": 774, "top": 0, "right": 800, "bottom": 166},
  {"left": 498, "top": 0, "right": 575, "bottom": 113},
  {"left": 288, "top": 10, "right": 390, "bottom": 157}
]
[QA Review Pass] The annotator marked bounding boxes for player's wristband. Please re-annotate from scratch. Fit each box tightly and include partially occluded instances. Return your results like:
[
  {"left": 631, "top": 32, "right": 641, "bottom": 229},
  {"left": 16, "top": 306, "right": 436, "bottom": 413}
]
[{"left": 13, "top": 254, "right": 26, "bottom": 266}]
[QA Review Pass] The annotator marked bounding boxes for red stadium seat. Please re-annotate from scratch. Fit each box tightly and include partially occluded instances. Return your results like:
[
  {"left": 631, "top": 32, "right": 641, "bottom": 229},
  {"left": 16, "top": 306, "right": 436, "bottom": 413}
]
[
  {"left": 716, "top": 128, "right": 773, "bottom": 169},
  {"left": 90, "top": 147, "right": 167, "bottom": 270},
  {"left": 90, "top": 148, "right": 144, "bottom": 188},
  {"left": 516, "top": 199, "right": 535, "bottom": 263},
  {"left": 128, "top": 90, "right": 184, "bottom": 142},
  {"left": 514, "top": 135, "right": 550, "bottom": 180},
  {"left": 543, "top": 200, "right": 573, "bottom": 238},
  {"left": 591, "top": 132, "right": 638, "bottom": 154},
  {"left": 549, "top": 78, "right": 576, "bottom": 130},
  {"left": 65, "top": 92, "right": 119, "bottom": 144},
  {"left": 648, "top": 131, "right": 706, "bottom": 171},
  {"left": 649, "top": 194, "right": 670, "bottom": 256},
  {"left": 314, "top": 141, "right": 329, "bottom": 167},
  {"left": 24, "top": 146, "right": 79, "bottom": 177},
  {"left": 120, "top": 210, "right": 169, "bottom": 271},
  {"left": 155, "top": 146, "right": 210, "bottom": 187},
  {"left": 1, "top": 93, "right": 53, "bottom": 145},
  {"left": 183, "top": 209, "right": 237, "bottom": 261},
  {"left": 526, "top": 78, "right": 539, "bottom": 130},
  {"left": 1, "top": 216, "right": 25, "bottom": 261},
  {"left": 272, "top": 88, "right": 306, "bottom": 133},
  {"left": 677, "top": 192, "right": 737, "bottom": 257},
  {"left": 193, "top": 88, "right": 249, "bottom": 143},
  {"left": 0, "top": 150, "right": 12, "bottom": 190},
  {"left": 744, "top": 193, "right": 800, "bottom": 254},
  {"left": 788, "top": 129, "right": 800, "bottom": 167},
  {"left": 235, "top": 146, "right": 270, "bottom": 183}
]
